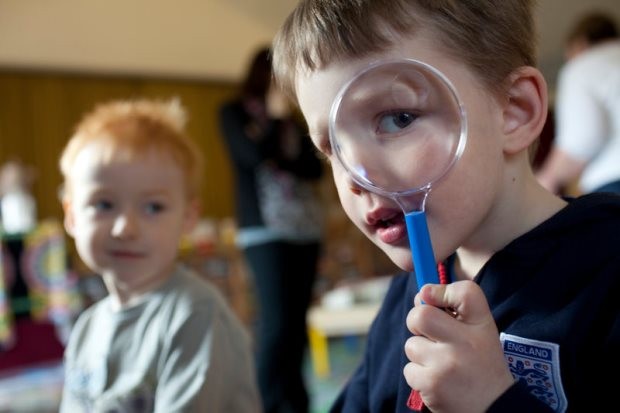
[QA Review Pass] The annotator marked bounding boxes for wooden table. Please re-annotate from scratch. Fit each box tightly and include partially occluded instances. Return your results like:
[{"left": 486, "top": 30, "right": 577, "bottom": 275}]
[{"left": 306, "top": 303, "right": 381, "bottom": 378}]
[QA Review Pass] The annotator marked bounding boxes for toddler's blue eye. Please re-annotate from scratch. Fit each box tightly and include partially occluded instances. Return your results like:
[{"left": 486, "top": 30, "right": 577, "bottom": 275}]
[
  {"left": 94, "top": 200, "right": 113, "bottom": 211},
  {"left": 377, "top": 111, "right": 418, "bottom": 134},
  {"left": 145, "top": 202, "right": 165, "bottom": 214}
]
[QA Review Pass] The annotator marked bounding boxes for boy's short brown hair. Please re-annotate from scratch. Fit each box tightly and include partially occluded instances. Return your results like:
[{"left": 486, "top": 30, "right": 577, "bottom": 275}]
[
  {"left": 60, "top": 98, "right": 204, "bottom": 200},
  {"left": 272, "top": 0, "right": 537, "bottom": 100}
]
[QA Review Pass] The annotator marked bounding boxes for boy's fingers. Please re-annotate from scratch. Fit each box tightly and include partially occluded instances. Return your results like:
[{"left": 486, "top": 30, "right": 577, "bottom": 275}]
[
  {"left": 407, "top": 302, "right": 459, "bottom": 341},
  {"left": 418, "top": 280, "right": 492, "bottom": 325}
]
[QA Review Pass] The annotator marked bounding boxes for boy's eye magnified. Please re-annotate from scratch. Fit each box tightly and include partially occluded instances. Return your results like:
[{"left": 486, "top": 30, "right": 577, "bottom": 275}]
[
  {"left": 376, "top": 110, "right": 418, "bottom": 135},
  {"left": 329, "top": 58, "right": 466, "bottom": 195}
]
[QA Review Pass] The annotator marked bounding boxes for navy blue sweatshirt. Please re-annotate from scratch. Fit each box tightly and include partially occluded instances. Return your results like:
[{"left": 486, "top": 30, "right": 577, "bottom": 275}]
[{"left": 331, "top": 193, "right": 620, "bottom": 412}]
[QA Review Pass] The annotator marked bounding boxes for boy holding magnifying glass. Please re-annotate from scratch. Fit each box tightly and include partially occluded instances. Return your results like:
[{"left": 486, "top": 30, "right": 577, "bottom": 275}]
[{"left": 272, "top": 1, "right": 619, "bottom": 412}]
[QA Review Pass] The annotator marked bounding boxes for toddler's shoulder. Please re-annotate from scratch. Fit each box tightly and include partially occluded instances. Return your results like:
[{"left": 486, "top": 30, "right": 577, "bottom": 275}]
[{"left": 156, "top": 264, "right": 240, "bottom": 330}]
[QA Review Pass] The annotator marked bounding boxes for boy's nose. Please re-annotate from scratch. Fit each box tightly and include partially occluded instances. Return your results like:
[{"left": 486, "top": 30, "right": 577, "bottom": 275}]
[{"left": 111, "top": 212, "right": 139, "bottom": 239}]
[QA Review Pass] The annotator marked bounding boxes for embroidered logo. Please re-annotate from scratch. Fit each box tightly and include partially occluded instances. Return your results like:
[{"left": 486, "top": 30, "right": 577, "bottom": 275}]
[{"left": 500, "top": 333, "right": 567, "bottom": 413}]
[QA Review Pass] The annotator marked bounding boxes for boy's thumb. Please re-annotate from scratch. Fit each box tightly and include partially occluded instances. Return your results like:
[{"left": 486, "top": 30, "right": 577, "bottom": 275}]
[{"left": 419, "top": 281, "right": 492, "bottom": 324}]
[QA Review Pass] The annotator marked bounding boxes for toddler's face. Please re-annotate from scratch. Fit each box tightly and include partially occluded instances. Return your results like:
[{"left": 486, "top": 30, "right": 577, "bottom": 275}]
[
  {"left": 64, "top": 143, "right": 196, "bottom": 296},
  {"left": 295, "top": 34, "right": 506, "bottom": 270}
]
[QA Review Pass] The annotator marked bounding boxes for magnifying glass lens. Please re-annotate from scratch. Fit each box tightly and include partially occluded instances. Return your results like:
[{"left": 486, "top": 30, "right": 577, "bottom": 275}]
[{"left": 330, "top": 59, "right": 466, "bottom": 196}]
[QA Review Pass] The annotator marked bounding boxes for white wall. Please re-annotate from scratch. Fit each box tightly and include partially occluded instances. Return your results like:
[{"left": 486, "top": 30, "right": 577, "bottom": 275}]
[
  {"left": 0, "top": 0, "right": 298, "bottom": 81},
  {"left": 1, "top": 0, "right": 620, "bottom": 88}
]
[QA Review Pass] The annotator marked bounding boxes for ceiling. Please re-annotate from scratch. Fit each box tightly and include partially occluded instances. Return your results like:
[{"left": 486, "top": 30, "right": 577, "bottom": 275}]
[{"left": 1, "top": 0, "right": 619, "bottom": 97}]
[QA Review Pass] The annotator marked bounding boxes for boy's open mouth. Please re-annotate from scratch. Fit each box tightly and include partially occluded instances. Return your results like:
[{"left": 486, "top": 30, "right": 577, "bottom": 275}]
[
  {"left": 374, "top": 213, "right": 407, "bottom": 244},
  {"left": 378, "top": 215, "right": 402, "bottom": 228}
]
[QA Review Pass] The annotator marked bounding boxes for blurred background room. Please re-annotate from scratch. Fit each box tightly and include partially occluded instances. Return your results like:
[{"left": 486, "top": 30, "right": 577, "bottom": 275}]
[{"left": 0, "top": 1, "right": 619, "bottom": 412}]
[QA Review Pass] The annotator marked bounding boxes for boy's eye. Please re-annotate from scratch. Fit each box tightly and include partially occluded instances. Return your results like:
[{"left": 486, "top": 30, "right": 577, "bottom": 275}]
[
  {"left": 376, "top": 110, "right": 418, "bottom": 134},
  {"left": 144, "top": 202, "right": 165, "bottom": 214},
  {"left": 93, "top": 200, "right": 113, "bottom": 211}
]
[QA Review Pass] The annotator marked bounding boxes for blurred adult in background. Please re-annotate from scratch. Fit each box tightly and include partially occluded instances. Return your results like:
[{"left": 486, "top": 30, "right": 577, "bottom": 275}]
[
  {"left": 218, "top": 47, "right": 324, "bottom": 413},
  {"left": 537, "top": 12, "right": 620, "bottom": 195}
]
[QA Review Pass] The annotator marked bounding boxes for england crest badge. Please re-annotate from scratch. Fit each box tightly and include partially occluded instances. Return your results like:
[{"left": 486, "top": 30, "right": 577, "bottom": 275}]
[{"left": 500, "top": 333, "right": 568, "bottom": 412}]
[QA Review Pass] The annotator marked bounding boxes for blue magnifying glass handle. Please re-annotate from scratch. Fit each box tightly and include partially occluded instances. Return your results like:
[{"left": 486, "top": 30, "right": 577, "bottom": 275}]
[{"left": 405, "top": 210, "right": 439, "bottom": 289}]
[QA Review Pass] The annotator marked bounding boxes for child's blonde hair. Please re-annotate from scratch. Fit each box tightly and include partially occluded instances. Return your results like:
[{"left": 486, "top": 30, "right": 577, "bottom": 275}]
[
  {"left": 60, "top": 98, "right": 203, "bottom": 200},
  {"left": 272, "top": 0, "right": 537, "bottom": 101}
]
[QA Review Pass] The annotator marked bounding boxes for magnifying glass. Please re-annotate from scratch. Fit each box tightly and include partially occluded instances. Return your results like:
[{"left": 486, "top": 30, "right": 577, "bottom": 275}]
[{"left": 329, "top": 58, "right": 467, "bottom": 289}]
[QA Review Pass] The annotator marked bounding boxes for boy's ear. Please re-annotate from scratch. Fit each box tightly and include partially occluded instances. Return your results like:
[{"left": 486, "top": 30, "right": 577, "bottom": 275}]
[
  {"left": 62, "top": 199, "right": 76, "bottom": 238},
  {"left": 501, "top": 66, "right": 548, "bottom": 155}
]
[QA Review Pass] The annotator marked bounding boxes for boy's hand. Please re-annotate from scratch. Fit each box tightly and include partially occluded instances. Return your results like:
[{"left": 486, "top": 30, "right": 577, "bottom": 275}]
[{"left": 404, "top": 281, "right": 515, "bottom": 413}]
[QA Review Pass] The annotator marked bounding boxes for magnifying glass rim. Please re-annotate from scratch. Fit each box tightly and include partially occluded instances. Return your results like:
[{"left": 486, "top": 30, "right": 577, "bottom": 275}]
[{"left": 328, "top": 57, "right": 468, "bottom": 199}]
